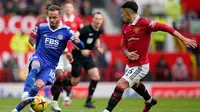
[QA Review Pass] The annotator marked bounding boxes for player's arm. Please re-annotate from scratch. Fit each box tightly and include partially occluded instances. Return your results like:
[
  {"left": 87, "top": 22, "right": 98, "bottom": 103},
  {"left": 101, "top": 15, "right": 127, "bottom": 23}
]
[
  {"left": 95, "top": 39, "right": 104, "bottom": 54},
  {"left": 29, "top": 36, "right": 35, "bottom": 47},
  {"left": 121, "top": 26, "right": 139, "bottom": 60},
  {"left": 149, "top": 21, "right": 197, "bottom": 48},
  {"left": 69, "top": 28, "right": 84, "bottom": 50},
  {"left": 29, "top": 24, "right": 38, "bottom": 47}
]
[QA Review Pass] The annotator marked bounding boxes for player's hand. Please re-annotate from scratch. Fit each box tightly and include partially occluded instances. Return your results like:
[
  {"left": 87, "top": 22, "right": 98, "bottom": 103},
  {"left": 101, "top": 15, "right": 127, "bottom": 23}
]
[
  {"left": 66, "top": 52, "right": 74, "bottom": 63},
  {"left": 183, "top": 38, "right": 197, "bottom": 48},
  {"left": 126, "top": 51, "right": 139, "bottom": 60},
  {"left": 73, "top": 36, "right": 80, "bottom": 43},
  {"left": 81, "top": 49, "right": 91, "bottom": 57},
  {"left": 96, "top": 47, "right": 104, "bottom": 54}
]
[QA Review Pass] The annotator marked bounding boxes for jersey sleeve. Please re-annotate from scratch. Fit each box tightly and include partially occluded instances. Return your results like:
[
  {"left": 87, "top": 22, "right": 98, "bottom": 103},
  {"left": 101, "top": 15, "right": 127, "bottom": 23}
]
[
  {"left": 121, "top": 25, "right": 128, "bottom": 52},
  {"left": 35, "top": 25, "right": 41, "bottom": 49},
  {"left": 146, "top": 19, "right": 175, "bottom": 35},
  {"left": 30, "top": 22, "right": 40, "bottom": 39},
  {"left": 67, "top": 28, "right": 84, "bottom": 50}
]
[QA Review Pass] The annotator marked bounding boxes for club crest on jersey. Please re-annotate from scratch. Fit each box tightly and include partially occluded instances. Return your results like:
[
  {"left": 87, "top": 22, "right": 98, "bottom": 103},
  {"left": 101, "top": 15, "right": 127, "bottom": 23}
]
[
  {"left": 134, "top": 27, "right": 140, "bottom": 33},
  {"left": 58, "top": 34, "right": 63, "bottom": 40}
]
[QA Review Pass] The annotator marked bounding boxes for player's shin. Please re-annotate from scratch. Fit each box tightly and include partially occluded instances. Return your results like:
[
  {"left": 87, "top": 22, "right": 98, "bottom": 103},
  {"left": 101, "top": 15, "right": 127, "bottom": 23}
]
[
  {"left": 23, "top": 66, "right": 40, "bottom": 93},
  {"left": 132, "top": 82, "right": 151, "bottom": 102},
  {"left": 86, "top": 80, "right": 98, "bottom": 103},
  {"left": 105, "top": 86, "right": 125, "bottom": 112},
  {"left": 51, "top": 84, "right": 62, "bottom": 101}
]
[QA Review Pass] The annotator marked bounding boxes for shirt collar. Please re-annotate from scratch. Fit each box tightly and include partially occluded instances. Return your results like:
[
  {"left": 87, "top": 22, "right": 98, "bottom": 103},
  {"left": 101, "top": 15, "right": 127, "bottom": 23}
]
[
  {"left": 48, "top": 20, "right": 63, "bottom": 32},
  {"left": 131, "top": 15, "right": 140, "bottom": 26},
  {"left": 63, "top": 14, "right": 75, "bottom": 22}
]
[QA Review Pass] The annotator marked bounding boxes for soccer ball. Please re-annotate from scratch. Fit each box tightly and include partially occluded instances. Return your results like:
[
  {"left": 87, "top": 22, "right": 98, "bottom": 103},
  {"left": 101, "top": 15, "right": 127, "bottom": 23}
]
[{"left": 30, "top": 96, "right": 48, "bottom": 112}]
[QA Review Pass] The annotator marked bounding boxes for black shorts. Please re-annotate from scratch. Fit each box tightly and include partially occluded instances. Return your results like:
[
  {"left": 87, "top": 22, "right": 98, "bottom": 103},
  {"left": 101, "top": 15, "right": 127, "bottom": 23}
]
[{"left": 71, "top": 49, "right": 96, "bottom": 78}]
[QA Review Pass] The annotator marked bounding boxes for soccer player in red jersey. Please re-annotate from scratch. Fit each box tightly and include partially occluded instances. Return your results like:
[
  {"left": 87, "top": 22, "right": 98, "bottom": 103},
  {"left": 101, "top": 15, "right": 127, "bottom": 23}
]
[{"left": 103, "top": 1, "right": 197, "bottom": 112}]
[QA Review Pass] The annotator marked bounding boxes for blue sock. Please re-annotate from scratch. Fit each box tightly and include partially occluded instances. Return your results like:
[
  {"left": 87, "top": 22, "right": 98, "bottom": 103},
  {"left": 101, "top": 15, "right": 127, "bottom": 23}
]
[
  {"left": 23, "top": 66, "right": 40, "bottom": 92},
  {"left": 44, "top": 86, "right": 50, "bottom": 99},
  {"left": 29, "top": 85, "right": 40, "bottom": 97}
]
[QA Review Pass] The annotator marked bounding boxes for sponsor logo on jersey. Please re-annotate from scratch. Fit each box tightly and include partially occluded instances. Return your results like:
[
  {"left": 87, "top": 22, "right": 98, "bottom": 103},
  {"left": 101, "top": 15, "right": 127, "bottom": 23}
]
[{"left": 45, "top": 38, "right": 59, "bottom": 49}]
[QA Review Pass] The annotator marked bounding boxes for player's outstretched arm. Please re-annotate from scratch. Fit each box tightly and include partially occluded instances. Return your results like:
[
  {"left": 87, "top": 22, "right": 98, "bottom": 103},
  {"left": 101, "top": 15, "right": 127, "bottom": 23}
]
[
  {"left": 71, "top": 36, "right": 84, "bottom": 50},
  {"left": 150, "top": 21, "right": 197, "bottom": 49},
  {"left": 173, "top": 31, "right": 197, "bottom": 48}
]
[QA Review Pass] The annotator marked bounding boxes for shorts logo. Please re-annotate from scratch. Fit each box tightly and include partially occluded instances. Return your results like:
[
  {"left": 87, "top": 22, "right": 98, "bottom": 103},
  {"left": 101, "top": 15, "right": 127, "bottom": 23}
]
[{"left": 58, "top": 34, "right": 63, "bottom": 40}]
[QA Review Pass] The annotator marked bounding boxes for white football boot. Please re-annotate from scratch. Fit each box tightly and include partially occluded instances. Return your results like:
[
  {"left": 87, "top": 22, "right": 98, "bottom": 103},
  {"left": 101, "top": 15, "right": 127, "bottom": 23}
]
[{"left": 51, "top": 101, "right": 62, "bottom": 112}]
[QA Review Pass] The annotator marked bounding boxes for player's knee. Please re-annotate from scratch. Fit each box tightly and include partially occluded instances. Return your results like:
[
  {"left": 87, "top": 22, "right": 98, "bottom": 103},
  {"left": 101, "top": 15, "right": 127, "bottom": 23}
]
[
  {"left": 34, "top": 79, "right": 45, "bottom": 88},
  {"left": 56, "top": 69, "right": 63, "bottom": 77},
  {"left": 71, "top": 78, "right": 80, "bottom": 86},
  {"left": 117, "top": 78, "right": 129, "bottom": 90},
  {"left": 90, "top": 73, "right": 100, "bottom": 81}
]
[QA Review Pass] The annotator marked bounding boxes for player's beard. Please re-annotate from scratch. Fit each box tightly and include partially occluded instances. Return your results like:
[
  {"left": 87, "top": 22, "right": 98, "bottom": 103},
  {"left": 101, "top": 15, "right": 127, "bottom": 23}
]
[{"left": 50, "top": 21, "right": 59, "bottom": 30}]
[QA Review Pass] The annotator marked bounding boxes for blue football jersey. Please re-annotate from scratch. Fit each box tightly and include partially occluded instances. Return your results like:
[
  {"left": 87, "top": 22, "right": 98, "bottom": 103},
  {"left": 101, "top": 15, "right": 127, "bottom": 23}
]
[{"left": 35, "top": 22, "right": 74, "bottom": 67}]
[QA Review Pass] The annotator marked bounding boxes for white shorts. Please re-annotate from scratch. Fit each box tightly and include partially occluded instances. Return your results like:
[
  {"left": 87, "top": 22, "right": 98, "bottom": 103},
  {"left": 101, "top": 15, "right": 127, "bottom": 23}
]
[
  {"left": 122, "top": 63, "right": 149, "bottom": 87},
  {"left": 56, "top": 54, "right": 72, "bottom": 70}
]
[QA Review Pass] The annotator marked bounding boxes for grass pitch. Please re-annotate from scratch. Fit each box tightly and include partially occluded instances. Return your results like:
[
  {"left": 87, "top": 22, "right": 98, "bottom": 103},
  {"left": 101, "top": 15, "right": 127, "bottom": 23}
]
[{"left": 0, "top": 98, "right": 200, "bottom": 112}]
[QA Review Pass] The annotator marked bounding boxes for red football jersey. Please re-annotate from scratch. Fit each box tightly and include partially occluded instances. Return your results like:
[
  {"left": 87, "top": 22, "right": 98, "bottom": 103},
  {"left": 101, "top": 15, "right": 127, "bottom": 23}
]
[
  {"left": 62, "top": 14, "right": 83, "bottom": 32},
  {"left": 121, "top": 15, "right": 175, "bottom": 67},
  {"left": 62, "top": 14, "right": 83, "bottom": 52},
  {"left": 30, "top": 18, "right": 48, "bottom": 40}
]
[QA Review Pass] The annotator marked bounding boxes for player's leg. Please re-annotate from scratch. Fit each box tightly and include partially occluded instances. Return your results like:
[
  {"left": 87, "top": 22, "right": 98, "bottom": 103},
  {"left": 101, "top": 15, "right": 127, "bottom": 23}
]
[
  {"left": 51, "top": 69, "right": 63, "bottom": 111},
  {"left": 61, "top": 56, "right": 73, "bottom": 106},
  {"left": 12, "top": 79, "right": 46, "bottom": 112},
  {"left": 104, "top": 65, "right": 141, "bottom": 112},
  {"left": 12, "top": 68, "right": 55, "bottom": 112},
  {"left": 44, "top": 86, "right": 51, "bottom": 104},
  {"left": 22, "top": 60, "right": 40, "bottom": 100},
  {"left": 130, "top": 64, "right": 157, "bottom": 112},
  {"left": 83, "top": 57, "right": 100, "bottom": 108},
  {"left": 103, "top": 78, "right": 128, "bottom": 112}
]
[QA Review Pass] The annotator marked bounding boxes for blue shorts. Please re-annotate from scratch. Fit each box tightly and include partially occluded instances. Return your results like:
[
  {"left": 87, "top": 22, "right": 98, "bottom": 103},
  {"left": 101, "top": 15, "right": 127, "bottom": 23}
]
[{"left": 29, "top": 54, "right": 56, "bottom": 85}]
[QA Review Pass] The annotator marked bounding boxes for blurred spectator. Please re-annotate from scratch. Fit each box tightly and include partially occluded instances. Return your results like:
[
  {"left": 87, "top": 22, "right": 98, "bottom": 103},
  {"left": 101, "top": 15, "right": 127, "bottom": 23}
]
[
  {"left": 185, "top": 9, "right": 199, "bottom": 20},
  {"left": 80, "top": 0, "right": 92, "bottom": 16},
  {"left": 172, "top": 57, "right": 188, "bottom": 81},
  {"left": 165, "top": 0, "right": 182, "bottom": 29},
  {"left": 9, "top": 31, "right": 31, "bottom": 70},
  {"left": 154, "top": 56, "right": 171, "bottom": 81},
  {"left": 4, "top": 1, "right": 16, "bottom": 15},
  {"left": 17, "top": 0, "right": 28, "bottom": 15},
  {"left": 0, "top": 2, "right": 5, "bottom": 16},
  {"left": 28, "top": 0, "right": 43, "bottom": 15},
  {"left": 152, "top": 14, "right": 167, "bottom": 51},
  {"left": 113, "top": 59, "right": 124, "bottom": 80},
  {"left": 143, "top": 4, "right": 151, "bottom": 18}
]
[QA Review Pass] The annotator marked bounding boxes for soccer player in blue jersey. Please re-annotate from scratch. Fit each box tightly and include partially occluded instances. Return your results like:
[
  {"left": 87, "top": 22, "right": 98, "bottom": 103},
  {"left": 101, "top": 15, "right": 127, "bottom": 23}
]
[{"left": 11, "top": 5, "right": 84, "bottom": 112}]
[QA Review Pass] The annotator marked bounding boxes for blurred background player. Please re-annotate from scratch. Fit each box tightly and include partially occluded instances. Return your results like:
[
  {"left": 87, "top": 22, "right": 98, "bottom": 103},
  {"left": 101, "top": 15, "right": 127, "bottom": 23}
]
[
  {"left": 52, "top": 2, "right": 84, "bottom": 107},
  {"left": 51, "top": 11, "right": 104, "bottom": 111},
  {"left": 11, "top": 5, "right": 84, "bottom": 112},
  {"left": 103, "top": 1, "right": 197, "bottom": 112}
]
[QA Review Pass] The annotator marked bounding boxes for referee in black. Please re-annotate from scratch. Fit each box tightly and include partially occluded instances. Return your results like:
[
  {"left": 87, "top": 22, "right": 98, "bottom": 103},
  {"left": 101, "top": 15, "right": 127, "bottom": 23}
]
[{"left": 51, "top": 12, "right": 104, "bottom": 110}]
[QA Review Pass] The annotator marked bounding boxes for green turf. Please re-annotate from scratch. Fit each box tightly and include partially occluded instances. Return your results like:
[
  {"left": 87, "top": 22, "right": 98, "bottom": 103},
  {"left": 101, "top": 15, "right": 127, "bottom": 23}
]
[{"left": 0, "top": 98, "right": 200, "bottom": 112}]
